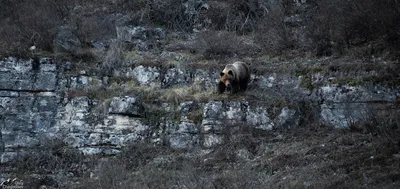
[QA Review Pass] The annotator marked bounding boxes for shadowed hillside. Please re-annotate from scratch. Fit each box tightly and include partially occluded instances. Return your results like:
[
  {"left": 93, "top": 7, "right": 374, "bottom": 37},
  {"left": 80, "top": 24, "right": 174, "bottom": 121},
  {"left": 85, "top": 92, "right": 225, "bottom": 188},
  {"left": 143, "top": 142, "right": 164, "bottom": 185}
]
[{"left": 1, "top": 0, "right": 400, "bottom": 188}]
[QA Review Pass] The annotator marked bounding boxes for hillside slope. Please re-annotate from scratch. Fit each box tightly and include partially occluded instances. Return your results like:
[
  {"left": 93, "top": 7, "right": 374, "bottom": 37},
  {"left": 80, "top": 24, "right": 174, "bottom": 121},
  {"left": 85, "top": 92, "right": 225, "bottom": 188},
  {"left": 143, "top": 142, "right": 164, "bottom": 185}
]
[{"left": 1, "top": 0, "right": 400, "bottom": 188}]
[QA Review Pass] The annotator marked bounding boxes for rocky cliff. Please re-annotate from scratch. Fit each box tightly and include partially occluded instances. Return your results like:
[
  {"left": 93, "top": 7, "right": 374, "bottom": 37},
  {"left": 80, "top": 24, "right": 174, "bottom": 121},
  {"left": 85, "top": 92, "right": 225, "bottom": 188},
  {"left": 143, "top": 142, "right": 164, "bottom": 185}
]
[{"left": 1, "top": 55, "right": 398, "bottom": 164}]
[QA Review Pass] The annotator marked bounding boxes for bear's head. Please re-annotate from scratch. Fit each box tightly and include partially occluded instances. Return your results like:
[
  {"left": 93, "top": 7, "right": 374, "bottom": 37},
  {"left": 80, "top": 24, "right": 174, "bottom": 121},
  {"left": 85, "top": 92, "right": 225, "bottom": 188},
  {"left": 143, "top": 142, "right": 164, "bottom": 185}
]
[{"left": 220, "top": 70, "right": 235, "bottom": 91}]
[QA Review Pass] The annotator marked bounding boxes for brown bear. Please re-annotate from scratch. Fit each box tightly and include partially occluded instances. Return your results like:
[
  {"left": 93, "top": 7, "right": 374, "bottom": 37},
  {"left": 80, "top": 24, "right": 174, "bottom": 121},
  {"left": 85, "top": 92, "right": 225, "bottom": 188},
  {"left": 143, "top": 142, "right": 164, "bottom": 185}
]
[{"left": 217, "top": 61, "right": 250, "bottom": 94}]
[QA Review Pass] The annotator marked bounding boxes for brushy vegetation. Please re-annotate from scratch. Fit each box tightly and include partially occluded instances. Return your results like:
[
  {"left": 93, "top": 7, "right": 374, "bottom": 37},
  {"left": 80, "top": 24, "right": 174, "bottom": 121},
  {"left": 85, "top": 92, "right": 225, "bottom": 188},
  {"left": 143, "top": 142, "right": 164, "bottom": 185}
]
[
  {"left": 3, "top": 0, "right": 400, "bottom": 188},
  {"left": 9, "top": 116, "right": 400, "bottom": 188},
  {"left": 1, "top": 0, "right": 399, "bottom": 60},
  {"left": 9, "top": 138, "right": 98, "bottom": 188}
]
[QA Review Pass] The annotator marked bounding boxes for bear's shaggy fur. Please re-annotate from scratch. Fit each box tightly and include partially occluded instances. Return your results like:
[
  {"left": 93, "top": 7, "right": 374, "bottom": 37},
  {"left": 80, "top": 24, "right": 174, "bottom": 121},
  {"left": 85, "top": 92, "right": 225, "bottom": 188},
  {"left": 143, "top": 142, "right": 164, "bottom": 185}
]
[{"left": 217, "top": 61, "right": 250, "bottom": 94}]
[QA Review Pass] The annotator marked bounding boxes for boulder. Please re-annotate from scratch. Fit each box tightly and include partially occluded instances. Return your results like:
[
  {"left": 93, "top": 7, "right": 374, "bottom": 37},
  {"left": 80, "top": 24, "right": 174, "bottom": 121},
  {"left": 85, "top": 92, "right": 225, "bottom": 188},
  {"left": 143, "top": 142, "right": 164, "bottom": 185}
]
[
  {"left": 53, "top": 26, "right": 82, "bottom": 54},
  {"left": 116, "top": 26, "right": 165, "bottom": 51},
  {"left": 108, "top": 96, "right": 145, "bottom": 117}
]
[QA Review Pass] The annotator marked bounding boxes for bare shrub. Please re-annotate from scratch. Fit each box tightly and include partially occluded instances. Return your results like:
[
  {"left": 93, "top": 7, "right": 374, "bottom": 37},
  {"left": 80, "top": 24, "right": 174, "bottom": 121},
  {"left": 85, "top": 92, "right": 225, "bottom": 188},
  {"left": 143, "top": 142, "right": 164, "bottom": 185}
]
[
  {"left": 254, "top": 6, "right": 293, "bottom": 55},
  {"left": 205, "top": 0, "right": 267, "bottom": 33},
  {"left": 309, "top": 0, "right": 400, "bottom": 58},
  {"left": 115, "top": 144, "right": 172, "bottom": 170},
  {"left": 362, "top": 106, "right": 400, "bottom": 146},
  {"left": 12, "top": 139, "right": 88, "bottom": 174},
  {"left": 0, "top": 0, "right": 77, "bottom": 57},
  {"left": 101, "top": 39, "right": 123, "bottom": 75},
  {"left": 115, "top": 0, "right": 197, "bottom": 31},
  {"left": 195, "top": 30, "right": 258, "bottom": 59}
]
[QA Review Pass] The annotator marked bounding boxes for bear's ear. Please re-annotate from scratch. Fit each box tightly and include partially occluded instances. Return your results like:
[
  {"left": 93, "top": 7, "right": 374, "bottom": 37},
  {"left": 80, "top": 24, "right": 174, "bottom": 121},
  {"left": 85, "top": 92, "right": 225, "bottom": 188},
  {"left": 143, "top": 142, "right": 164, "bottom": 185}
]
[
  {"left": 228, "top": 70, "right": 234, "bottom": 76},
  {"left": 220, "top": 72, "right": 224, "bottom": 77}
]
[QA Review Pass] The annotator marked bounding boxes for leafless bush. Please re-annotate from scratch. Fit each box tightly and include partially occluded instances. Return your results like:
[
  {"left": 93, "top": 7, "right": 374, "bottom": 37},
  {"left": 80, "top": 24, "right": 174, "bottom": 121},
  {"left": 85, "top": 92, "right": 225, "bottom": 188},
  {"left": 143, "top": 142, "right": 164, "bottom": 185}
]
[
  {"left": 11, "top": 139, "right": 90, "bottom": 175},
  {"left": 254, "top": 7, "right": 293, "bottom": 55},
  {"left": 101, "top": 39, "right": 123, "bottom": 75},
  {"left": 309, "top": 0, "right": 400, "bottom": 58},
  {"left": 73, "top": 133, "right": 268, "bottom": 189},
  {"left": 205, "top": 0, "right": 267, "bottom": 33},
  {"left": 194, "top": 30, "right": 258, "bottom": 59},
  {"left": 0, "top": 0, "right": 77, "bottom": 57},
  {"left": 359, "top": 106, "right": 400, "bottom": 143},
  {"left": 115, "top": 0, "right": 197, "bottom": 31},
  {"left": 114, "top": 144, "right": 172, "bottom": 170}
]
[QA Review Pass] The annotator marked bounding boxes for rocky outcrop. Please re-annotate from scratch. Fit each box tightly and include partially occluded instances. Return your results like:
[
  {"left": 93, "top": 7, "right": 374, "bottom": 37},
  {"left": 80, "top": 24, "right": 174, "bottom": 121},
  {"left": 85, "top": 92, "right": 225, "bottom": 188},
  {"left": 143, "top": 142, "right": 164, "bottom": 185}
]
[
  {"left": 317, "top": 85, "right": 399, "bottom": 128},
  {"left": 56, "top": 96, "right": 149, "bottom": 155},
  {"left": 0, "top": 57, "right": 399, "bottom": 163},
  {"left": 108, "top": 96, "right": 145, "bottom": 117},
  {"left": 0, "top": 57, "right": 59, "bottom": 163},
  {"left": 0, "top": 57, "right": 57, "bottom": 91},
  {"left": 116, "top": 26, "right": 166, "bottom": 51}
]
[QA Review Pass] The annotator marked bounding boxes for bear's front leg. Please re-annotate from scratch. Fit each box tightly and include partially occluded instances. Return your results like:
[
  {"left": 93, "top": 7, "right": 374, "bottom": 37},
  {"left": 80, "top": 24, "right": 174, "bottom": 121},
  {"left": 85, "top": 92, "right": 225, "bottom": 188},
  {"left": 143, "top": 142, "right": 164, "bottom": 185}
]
[
  {"left": 217, "top": 81, "right": 226, "bottom": 94},
  {"left": 230, "top": 84, "right": 240, "bottom": 94}
]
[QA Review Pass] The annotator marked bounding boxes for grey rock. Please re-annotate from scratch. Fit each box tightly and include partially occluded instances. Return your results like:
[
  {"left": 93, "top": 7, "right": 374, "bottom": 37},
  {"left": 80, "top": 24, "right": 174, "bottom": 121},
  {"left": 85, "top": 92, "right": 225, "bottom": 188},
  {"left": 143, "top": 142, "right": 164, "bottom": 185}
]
[
  {"left": 53, "top": 26, "right": 81, "bottom": 54},
  {"left": 0, "top": 96, "right": 34, "bottom": 114},
  {"left": 70, "top": 76, "right": 103, "bottom": 89},
  {"left": 179, "top": 101, "right": 200, "bottom": 133},
  {"left": 1, "top": 114, "right": 33, "bottom": 133},
  {"left": 79, "top": 147, "right": 103, "bottom": 155},
  {"left": 320, "top": 103, "right": 368, "bottom": 128},
  {"left": 116, "top": 26, "right": 165, "bottom": 51},
  {"left": 32, "top": 112, "right": 57, "bottom": 132},
  {"left": 203, "top": 134, "right": 223, "bottom": 148},
  {"left": 203, "top": 101, "right": 276, "bottom": 130},
  {"left": 1, "top": 152, "right": 19, "bottom": 163},
  {"left": 150, "top": 156, "right": 175, "bottom": 167},
  {"left": 236, "top": 148, "right": 253, "bottom": 161},
  {"left": 318, "top": 85, "right": 398, "bottom": 102},
  {"left": 128, "top": 66, "right": 160, "bottom": 86},
  {"left": 57, "top": 97, "right": 91, "bottom": 132},
  {"left": 40, "top": 64, "right": 57, "bottom": 72},
  {"left": 180, "top": 101, "right": 199, "bottom": 115},
  {"left": 0, "top": 58, "right": 57, "bottom": 91},
  {"left": 201, "top": 101, "right": 224, "bottom": 131},
  {"left": 108, "top": 96, "right": 145, "bottom": 117},
  {"left": 2, "top": 131, "right": 38, "bottom": 149},
  {"left": 246, "top": 106, "right": 274, "bottom": 130},
  {"left": 169, "top": 134, "right": 198, "bottom": 149},
  {"left": 221, "top": 101, "right": 248, "bottom": 125},
  {"left": 33, "top": 96, "right": 58, "bottom": 112},
  {"left": 163, "top": 68, "right": 189, "bottom": 88},
  {"left": 193, "top": 69, "right": 218, "bottom": 90},
  {"left": 92, "top": 41, "right": 106, "bottom": 51},
  {"left": 0, "top": 91, "right": 19, "bottom": 97},
  {"left": 253, "top": 73, "right": 301, "bottom": 90},
  {"left": 1, "top": 55, "right": 399, "bottom": 165},
  {"left": 64, "top": 134, "right": 86, "bottom": 148},
  {"left": 166, "top": 102, "right": 200, "bottom": 149},
  {"left": 274, "top": 107, "right": 299, "bottom": 129}
]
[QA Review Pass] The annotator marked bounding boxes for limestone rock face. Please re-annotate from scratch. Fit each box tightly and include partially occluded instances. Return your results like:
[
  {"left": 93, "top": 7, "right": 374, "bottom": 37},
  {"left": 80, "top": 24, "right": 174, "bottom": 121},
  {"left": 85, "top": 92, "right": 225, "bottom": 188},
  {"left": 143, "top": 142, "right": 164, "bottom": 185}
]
[
  {"left": 0, "top": 57, "right": 398, "bottom": 162},
  {"left": 128, "top": 65, "right": 161, "bottom": 87},
  {"left": 108, "top": 96, "right": 145, "bottom": 117},
  {"left": 0, "top": 57, "right": 57, "bottom": 91},
  {"left": 0, "top": 58, "right": 59, "bottom": 163},
  {"left": 318, "top": 85, "right": 399, "bottom": 128}
]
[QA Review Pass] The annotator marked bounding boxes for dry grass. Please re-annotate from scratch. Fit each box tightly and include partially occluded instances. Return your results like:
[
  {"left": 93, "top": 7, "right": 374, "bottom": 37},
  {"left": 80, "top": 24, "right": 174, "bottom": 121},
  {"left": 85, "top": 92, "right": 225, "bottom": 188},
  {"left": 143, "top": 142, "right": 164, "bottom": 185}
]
[
  {"left": 65, "top": 121, "right": 400, "bottom": 189},
  {"left": 160, "top": 85, "right": 214, "bottom": 103}
]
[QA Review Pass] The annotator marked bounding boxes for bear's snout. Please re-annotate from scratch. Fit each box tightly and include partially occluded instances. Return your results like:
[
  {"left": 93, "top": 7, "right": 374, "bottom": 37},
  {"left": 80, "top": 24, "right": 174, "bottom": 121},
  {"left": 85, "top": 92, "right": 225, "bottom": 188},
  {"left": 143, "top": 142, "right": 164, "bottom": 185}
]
[{"left": 226, "top": 84, "right": 232, "bottom": 91}]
